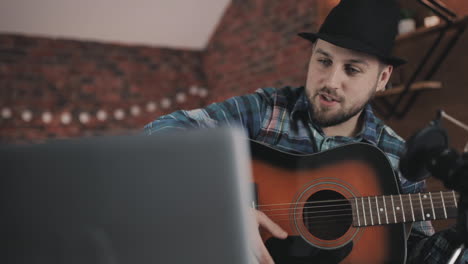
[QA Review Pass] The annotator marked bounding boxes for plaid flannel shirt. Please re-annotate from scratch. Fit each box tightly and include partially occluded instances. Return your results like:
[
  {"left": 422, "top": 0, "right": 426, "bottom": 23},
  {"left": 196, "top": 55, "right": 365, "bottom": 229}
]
[{"left": 145, "top": 86, "right": 466, "bottom": 263}]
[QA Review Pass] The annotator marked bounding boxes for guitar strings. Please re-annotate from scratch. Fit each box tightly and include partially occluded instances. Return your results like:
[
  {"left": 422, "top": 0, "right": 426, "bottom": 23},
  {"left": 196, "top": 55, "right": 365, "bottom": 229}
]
[
  {"left": 264, "top": 214, "right": 447, "bottom": 225},
  {"left": 258, "top": 199, "right": 456, "bottom": 212},
  {"left": 263, "top": 214, "right": 456, "bottom": 226},
  {"left": 262, "top": 216, "right": 416, "bottom": 224},
  {"left": 258, "top": 200, "right": 457, "bottom": 214},
  {"left": 264, "top": 205, "right": 456, "bottom": 224},
  {"left": 261, "top": 201, "right": 456, "bottom": 213},
  {"left": 260, "top": 204, "right": 457, "bottom": 224},
  {"left": 262, "top": 204, "right": 456, "bottom": 219},
  {"left": 263, "top": 203, "right": 453, "bottom": 216},
  {"left": 254, "top": 192, "right": 458, "bottom": 226},
  {"left": 255, "top": 192, "right": 459, "bottom": 208}
]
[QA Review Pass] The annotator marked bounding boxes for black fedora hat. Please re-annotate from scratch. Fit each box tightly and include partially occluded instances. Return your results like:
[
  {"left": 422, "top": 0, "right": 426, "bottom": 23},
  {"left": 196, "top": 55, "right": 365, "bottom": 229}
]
[{"left": 299, "top": 0, "right": 406, "bottom": 66}]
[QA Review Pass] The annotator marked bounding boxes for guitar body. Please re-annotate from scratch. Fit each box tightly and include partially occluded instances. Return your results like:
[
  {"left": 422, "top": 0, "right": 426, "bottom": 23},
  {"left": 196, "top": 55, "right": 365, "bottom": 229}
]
[{"left": 251, "top": 141, "right": 407, "bottom": 264}]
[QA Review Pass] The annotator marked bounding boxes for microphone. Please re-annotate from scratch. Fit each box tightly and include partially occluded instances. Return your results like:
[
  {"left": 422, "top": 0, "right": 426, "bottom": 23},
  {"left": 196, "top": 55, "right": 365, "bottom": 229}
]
[
  {"left": 399, "top": 111, "right": 468, "bottom": 264},
  {"left": 399, "top": 119, "right": 449, "bottom": 182}
]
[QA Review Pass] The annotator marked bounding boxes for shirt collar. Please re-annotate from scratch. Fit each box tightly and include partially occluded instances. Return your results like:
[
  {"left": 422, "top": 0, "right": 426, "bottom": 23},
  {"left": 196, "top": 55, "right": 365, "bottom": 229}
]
[
  {"left": 291, "top": 87, "right": 381, "bottom": 145},
  {"left": 290, "top": 86, "right": 310, "bottom": 119},
  {"left": 356, "top": 104, "right": 379, "bottom": 145}
]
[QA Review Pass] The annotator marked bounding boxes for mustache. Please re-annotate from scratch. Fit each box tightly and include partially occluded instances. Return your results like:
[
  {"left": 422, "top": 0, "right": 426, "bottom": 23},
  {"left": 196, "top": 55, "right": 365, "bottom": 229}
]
[
  {"left": 308, "top": 87, "right": 343, "bottom": 102},
  {"left": 318, "top": 87, "right": 338, "bottom": 97}
]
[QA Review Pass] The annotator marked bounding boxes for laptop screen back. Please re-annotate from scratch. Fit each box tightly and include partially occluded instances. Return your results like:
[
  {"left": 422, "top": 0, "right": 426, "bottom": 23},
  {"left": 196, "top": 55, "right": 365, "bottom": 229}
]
[{"left": 1, "top": 128, "right": 254, "bottom": 264}]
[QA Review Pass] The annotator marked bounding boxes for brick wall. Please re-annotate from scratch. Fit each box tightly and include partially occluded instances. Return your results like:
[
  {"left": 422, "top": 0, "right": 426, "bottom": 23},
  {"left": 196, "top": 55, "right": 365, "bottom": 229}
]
[
  {"left": 0, "top": 0, "right": 325, "bottom": 142},
  {"left": 202, "top": 0, "right": 320, "bottom": 102},
  {"left": 0, "top": 34, "right": 208, "bottom": 142}
]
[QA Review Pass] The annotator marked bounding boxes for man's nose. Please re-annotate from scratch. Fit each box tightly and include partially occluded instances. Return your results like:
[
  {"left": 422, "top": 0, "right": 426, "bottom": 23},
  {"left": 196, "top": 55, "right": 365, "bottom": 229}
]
[{"left": 323, "top": 67, "right": 343, "bottom": 90}]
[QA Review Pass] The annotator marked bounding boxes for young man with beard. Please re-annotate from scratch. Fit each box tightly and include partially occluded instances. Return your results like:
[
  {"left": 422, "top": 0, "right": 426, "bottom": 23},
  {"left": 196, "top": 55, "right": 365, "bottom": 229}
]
[{"left": 145, "top": 0, "right": 466, "bottom": 263}]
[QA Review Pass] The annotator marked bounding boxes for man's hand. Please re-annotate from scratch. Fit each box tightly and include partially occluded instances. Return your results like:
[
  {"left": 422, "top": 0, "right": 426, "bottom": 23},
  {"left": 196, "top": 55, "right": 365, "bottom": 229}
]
[{"left": 252, "top": 209, "right": 288, "bottom": 264}]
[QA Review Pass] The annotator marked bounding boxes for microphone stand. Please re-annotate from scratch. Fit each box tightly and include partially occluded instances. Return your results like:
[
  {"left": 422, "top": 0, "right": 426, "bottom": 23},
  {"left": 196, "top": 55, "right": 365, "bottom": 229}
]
[
  {"left": 435, "top": 111, "right": 468, "bottom": 264},
  {"left": 448, "top": 195, "right": 466, "bottom": 264},
  {"left": 447, "top": 157, "right": 468, "bottom": 264}
]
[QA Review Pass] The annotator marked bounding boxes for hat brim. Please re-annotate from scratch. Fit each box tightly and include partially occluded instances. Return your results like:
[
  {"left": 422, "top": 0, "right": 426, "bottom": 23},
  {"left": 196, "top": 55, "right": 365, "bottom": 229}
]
[{"left": 298, "top": 32, "right": 406, "bottom": 67}]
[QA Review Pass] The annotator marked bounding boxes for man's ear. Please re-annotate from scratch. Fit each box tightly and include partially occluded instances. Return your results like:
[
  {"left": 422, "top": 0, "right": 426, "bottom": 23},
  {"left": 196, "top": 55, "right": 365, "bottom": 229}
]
[{"left": 376, "top": 65, "right": 393, "bottom": 92}]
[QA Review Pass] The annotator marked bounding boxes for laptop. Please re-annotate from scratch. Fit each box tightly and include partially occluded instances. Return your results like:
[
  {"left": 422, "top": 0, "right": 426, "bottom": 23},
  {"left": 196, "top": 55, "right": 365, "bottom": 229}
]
[{"left": 0, "top": 127, "right": 255, "bottom": 264}]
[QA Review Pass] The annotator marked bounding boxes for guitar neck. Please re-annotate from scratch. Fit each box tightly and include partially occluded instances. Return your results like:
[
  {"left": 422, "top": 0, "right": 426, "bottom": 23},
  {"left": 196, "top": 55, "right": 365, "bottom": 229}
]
[{"left": 351, "top": 191, "right": 459, "bottom": 227}]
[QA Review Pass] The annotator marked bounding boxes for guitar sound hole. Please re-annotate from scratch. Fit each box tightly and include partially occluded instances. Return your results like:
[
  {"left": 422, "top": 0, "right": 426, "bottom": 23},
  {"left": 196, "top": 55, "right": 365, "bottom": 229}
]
[{"left": 303, "top": 190, "right": 352, "bottom": 240}]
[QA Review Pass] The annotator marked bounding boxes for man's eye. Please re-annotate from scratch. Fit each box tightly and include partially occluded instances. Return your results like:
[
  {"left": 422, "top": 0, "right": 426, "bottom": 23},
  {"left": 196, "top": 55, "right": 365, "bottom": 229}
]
[
  {"left": 318, "top": 59, "right": 332, "bottom": 66},
  {"left": 346, "top": 66, "right": 360, "bottom": 75}
]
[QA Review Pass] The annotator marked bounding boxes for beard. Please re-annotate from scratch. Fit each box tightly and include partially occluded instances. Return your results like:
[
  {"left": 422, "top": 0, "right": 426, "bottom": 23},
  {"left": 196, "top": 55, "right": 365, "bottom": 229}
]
[{"left": 308, "top": 87, "right": 376, "bottom": 128}]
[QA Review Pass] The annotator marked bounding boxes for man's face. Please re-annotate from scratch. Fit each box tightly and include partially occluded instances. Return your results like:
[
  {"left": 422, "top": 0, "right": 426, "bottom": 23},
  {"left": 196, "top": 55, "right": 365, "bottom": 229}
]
[{"left": 305, "top": 39, "right": 392, "bottom": 127}]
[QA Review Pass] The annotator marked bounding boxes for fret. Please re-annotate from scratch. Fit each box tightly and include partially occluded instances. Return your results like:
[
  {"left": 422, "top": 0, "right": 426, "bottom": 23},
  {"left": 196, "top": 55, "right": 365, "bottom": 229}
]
[
  {"left": 399, "top": 194, "right": 406, "bottom": 222},
  {"left": 353, "top": 192, "right": 457, "bottom": 227},
  {"left": 350, "top": 192, "right": 460, "bottom": 228},
  {"left": 354, "top": 192, "right": 465, "bottom": 225},
  {"left": 354, "top": 198, "right": 361, "bottom": 227},
  {"left": 418, "top": 193, "right": 425, "bottom": 221},
  {"left": 368, "top": 197, "right": 374, "bottom": 226},
  {"left": 408, "top": 194, "right": 416, "bottom": 222},
  {"left": 440, "top": 191, "right": 448, "bottom": 219},
  {"left": 382, "top": 195, "right": 389, "bottom": 224},
  {"left": 361, "top": 197, "right": 367, "bottom": 226},
  {"left": 445, "top": 191, "right": 458, "bottom": 218},
  {"left": 391, "top": 195, "right": 397, "bottom": 223},
  {"left": 375, "top": 196, "right": 381, "bottom": 225},
  {"left": 433, "top": 191, "right": 447, "bottom": 219},
  {"left": 452, "top": 190, "right": 458, "bottom": 208},
  {"left": 429, "top": 192, "right": 436, "bottom": 220},
  {"left": 420, "top": 193, "right": 434, "bottom": 220}
]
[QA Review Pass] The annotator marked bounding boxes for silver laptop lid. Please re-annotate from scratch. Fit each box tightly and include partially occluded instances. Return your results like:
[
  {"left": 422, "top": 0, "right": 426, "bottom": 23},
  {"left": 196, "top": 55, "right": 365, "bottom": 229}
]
[{"left": 1, "top": 127, "right": 255, "bottom": 264}]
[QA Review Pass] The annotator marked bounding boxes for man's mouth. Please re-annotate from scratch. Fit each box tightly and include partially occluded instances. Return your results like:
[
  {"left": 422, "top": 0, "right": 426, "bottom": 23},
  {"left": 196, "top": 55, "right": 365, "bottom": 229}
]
[{"left": 319, "top": 93, "right": 340, "bottom": 103}]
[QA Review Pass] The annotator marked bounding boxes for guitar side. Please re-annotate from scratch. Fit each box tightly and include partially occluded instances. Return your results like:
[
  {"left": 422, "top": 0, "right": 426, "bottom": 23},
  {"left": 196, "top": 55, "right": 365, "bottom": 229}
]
[{"left": 250, "top": 141, "right": 407, "bottom": 264}]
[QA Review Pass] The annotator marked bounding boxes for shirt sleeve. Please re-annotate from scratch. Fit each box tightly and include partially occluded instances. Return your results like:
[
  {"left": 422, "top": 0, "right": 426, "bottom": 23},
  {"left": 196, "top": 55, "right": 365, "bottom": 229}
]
[{"left": 144, "top": 88, "right": 272, "bottom": 138}]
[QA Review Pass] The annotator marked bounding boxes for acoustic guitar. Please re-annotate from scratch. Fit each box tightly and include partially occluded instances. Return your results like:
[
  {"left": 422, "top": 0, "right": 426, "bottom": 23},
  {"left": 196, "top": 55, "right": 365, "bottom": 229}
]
[{"left": 250, "top": 140, "right": 458, "bottom": 264}]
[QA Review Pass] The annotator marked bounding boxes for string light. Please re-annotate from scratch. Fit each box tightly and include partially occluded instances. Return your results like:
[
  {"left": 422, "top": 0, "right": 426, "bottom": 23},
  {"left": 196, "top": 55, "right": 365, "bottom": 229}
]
[
  {"left": 21, "top": 110, "right": 33, "bottom": 122},
  {"left": 79, "top": 112, "right": 90, "bottom": 124},
  {"left": 130, "top": 105, "right": 141, "bottom": 116},
  {"left": 146, "top": 101, "right": 157, "bottom": 112},
  {"left": 114, "top": 109, "right": 125, "bottom": 120},
  {"left": 1, "top": 107, "right": 12, "bottom": 119},
  {"left": 198, "top": 88, "right": 208, "bottom": 98},
  {"left": 189, "top": 85, "right": 199, "bottom": 95},
  {"left": 60, "top": 112, "right": 72, "bottom": 125},
  {"left": 42, "top": 111, "right": 53, "bottom": 124},
  {"left": 176, "top": 92, "right": 186, "bottom": 103},
  {"left": 96, "top": 110, "right": 107, "bottom": 121},
  {"left": 2, "top": 85, "right": 209, "bottom": 125},
  {"left": 160, "top": 98, "right": 171, "bottom": 109}
]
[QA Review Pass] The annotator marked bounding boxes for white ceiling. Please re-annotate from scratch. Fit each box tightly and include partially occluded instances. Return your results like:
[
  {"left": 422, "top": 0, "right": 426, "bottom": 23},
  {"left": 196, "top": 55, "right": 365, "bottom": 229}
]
[{"left": 0, "top": 0, "right": 231, "bottom": 50}]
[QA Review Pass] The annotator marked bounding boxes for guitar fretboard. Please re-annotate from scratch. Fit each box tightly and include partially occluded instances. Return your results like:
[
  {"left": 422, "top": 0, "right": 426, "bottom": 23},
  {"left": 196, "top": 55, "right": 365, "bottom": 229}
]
[{"left": 350, "top": 191, "right": 458, "bottom": 227}]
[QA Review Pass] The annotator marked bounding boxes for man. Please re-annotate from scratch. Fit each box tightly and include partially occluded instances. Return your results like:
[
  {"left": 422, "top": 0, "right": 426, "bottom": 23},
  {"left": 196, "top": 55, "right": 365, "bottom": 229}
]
[{"left": 145, "top": 0, "right": 466, "bottom": 263}]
